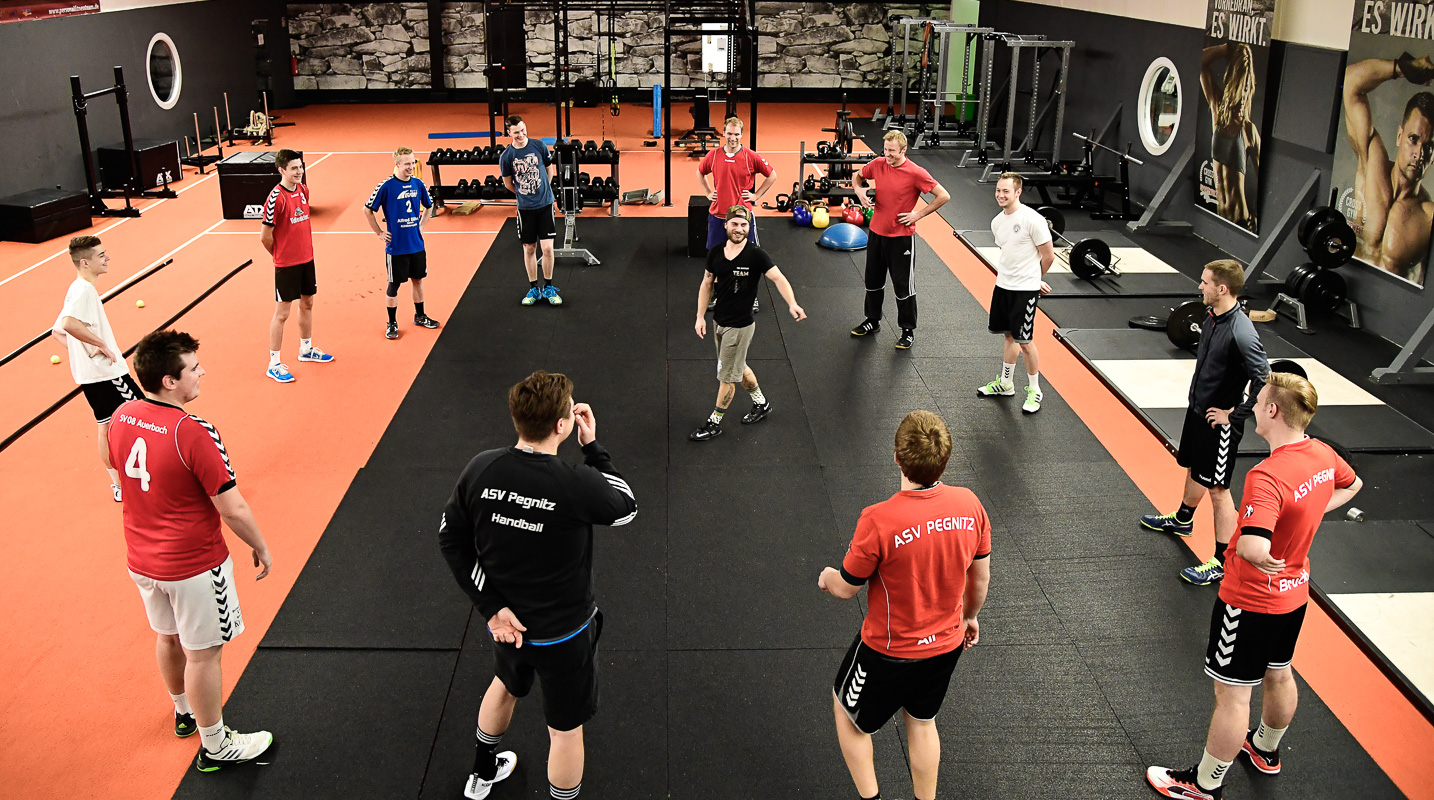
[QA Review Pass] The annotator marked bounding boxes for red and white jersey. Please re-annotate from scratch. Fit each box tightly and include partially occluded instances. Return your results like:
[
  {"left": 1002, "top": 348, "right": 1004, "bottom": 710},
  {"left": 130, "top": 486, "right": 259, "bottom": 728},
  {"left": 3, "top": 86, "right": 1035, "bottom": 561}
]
[
  {"left": 842, "top": 483, "right": 992, "bottom": 658},
  {"left": 1220, "top": 437, "right": 1356, "bottom": 614},
  {"left": 107, "top": 398, "right": 235, "bottom": 581},
  {"left": 263, "top": 182, "right": 314, "bottom": 267},
  {"left": 699, "top": 146, "right": 774, "bottom": 217}
]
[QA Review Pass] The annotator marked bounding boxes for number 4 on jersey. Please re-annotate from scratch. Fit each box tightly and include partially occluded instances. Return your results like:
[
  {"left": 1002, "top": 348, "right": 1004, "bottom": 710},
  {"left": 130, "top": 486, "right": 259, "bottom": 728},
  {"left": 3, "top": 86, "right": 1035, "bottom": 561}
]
[{"left": 125, "top": 437, "right": 152, "bottom": 492}]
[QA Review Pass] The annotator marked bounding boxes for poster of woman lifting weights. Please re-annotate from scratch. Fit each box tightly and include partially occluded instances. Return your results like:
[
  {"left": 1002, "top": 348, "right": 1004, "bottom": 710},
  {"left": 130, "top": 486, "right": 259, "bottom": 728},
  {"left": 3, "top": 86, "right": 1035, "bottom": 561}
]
[
  {"left": 1333, "top": 0, "right": 1434, "bottom": 288},
  {"left": 1195, "top": 0, "right": 1275, "bottom": 237}
]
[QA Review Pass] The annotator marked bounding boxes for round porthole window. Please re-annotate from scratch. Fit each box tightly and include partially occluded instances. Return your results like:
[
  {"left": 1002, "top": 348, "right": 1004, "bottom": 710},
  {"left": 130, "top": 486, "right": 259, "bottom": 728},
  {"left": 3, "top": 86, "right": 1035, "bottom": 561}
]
[
  {"left": 1138, "top": 57, "right": 1181, "bottom": 156},
  {"left": 147, "top": 33, "right": 182, "bottom": 110}
]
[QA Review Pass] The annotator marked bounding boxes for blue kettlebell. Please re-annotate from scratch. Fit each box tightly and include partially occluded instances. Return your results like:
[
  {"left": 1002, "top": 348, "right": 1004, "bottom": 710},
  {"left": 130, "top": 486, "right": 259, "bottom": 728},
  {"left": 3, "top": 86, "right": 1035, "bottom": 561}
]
[{"left": 793, "top": 201, "right": 813, "bottom": 227}]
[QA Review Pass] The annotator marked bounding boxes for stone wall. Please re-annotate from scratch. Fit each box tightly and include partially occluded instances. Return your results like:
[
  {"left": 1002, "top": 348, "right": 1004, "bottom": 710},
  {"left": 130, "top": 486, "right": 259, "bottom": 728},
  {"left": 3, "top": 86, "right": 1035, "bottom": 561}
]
[{"left": 289, "top": 2, "right": 947, "bottom": 91}]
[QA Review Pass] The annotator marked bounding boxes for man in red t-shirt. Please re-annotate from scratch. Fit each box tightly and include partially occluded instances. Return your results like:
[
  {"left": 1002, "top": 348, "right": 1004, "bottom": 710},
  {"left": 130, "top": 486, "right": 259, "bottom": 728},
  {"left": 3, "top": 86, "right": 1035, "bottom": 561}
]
[
  {"left": 819, "top": 410, "right": 991, "bottom": 800},
  {"left": 1148, "top": 372, "right": 1361, "bottom": 800},
  {"left": 698, "top": 116, "right": 777, "bottom": 250},
  {"left": 260, "top": 149, "right": 334, "bottom": 384},
  {"left": 108, "top": 330, "right": 276, "bottom": 772},
  {"left": 850, "top": 130, "right": 950, "bottom": 350}
]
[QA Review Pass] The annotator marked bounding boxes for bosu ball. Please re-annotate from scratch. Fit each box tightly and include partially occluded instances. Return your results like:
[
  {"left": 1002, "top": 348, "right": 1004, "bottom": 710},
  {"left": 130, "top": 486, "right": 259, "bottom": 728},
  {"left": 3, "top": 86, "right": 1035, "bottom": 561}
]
[{"left": 817, "top": 223, "right": 868, "bottom": 251}]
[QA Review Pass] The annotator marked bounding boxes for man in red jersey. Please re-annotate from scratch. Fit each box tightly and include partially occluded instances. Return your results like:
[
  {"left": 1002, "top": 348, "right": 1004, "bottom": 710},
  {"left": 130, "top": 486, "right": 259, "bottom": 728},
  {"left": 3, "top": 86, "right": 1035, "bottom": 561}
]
[
  {"left": 698, "top": 116, "right": 777, "bottom": 250},
  {"left": 819, "top": 410, "right": 991, "bottom": 800},
  {"left": 261, "top": 149, "right": 334, "bottom": 384},
  {"left": 108, "top": 330, "right": 276, "bottom": 772},
  {"left": 850, "top": 130, "right": 951, "bottom": 350},
  {"left": 1147, "top": 372, "right": 1361, "bottom": 800}
]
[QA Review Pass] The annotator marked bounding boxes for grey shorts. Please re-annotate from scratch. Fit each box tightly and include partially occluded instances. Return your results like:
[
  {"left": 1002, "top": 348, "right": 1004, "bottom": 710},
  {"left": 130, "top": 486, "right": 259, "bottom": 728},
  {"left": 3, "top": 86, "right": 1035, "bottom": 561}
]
[{"left": 714, "top": 323, "right": 755, "bottom": 383}]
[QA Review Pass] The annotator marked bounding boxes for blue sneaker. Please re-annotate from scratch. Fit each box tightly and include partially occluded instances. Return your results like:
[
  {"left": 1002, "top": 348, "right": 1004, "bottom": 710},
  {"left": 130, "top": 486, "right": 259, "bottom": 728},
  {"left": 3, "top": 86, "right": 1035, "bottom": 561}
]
[
  {"left": 1140, "top": 511, "right": 1194, "bottom": 536},
  {"left": 266, "top": 363, "right": 295, "bottom": 383},
  {"left": 1180, "top": 557, "right": 1225, "bottom": 585},
  {"left": 542, "top": 284, "right": 563, "bottom": 306},
  {"left": 297, "top": 346, "right": 334, "bottom": 363},
  {"left": 521, "top": 287, "right": 540, "bottom": 306}
]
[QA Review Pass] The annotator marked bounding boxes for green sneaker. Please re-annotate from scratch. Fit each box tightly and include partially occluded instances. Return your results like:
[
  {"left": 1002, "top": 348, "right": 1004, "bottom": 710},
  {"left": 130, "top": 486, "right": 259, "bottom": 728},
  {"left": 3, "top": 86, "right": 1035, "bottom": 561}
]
[
  {"left": 977, "top": 379, "right": 1015, "bottom": 397},
  {"left": 175, "top": 712, "right": 196, "bottom": 738},
  {"left": 1022, "top": 386, "right": 1043, "bottom": 413}
]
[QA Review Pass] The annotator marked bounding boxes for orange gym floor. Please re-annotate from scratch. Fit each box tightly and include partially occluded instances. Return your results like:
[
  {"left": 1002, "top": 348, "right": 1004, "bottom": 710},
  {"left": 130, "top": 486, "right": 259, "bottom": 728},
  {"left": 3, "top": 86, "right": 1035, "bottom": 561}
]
[{"left": 0, "top": 103, "right": 1430, "bottom": 799}]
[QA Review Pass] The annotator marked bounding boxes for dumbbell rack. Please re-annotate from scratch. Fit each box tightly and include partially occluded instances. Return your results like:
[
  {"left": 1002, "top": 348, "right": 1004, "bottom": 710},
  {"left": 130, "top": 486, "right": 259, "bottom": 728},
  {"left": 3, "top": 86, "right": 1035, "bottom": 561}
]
[
  {"left": 426, "top": 144, "right": 621, "bottom": 218},
  {"left": 795, "top": 140, "right": 872, "bottom": 204}
]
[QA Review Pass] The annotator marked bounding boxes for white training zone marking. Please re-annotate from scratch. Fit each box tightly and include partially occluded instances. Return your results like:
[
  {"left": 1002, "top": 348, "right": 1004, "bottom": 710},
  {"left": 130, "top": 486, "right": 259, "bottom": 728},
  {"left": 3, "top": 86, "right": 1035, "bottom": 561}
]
[
  {"left": 1092, "top": 358, "right": 1384, "bottom": 409},
  {"left": 975, "top": 245, "right": 1178, "bottom": 274}
]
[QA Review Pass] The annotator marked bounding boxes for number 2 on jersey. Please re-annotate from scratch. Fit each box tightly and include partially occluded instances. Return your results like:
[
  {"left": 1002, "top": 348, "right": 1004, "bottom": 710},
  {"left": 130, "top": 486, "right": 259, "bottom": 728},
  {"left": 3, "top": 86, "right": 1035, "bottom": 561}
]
[{"left": 125, "top": 437, "right": 152, "bottom": 492}]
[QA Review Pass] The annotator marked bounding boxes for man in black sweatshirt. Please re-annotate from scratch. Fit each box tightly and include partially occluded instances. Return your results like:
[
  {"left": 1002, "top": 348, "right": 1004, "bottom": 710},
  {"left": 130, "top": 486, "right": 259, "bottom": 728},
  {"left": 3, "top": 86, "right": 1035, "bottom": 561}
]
[
  {"left": 440, "top": 370, "right": 637, "bottom": 800},
  {"left": 1140, "top": 259, "right": 1268, "bottom": 586}
]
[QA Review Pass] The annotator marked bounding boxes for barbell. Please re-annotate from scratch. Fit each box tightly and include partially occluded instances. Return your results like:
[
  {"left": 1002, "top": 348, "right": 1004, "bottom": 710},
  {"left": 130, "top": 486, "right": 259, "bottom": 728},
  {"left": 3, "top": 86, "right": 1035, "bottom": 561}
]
[
  {"left": 1296, "top": 206, "right": 1355, "bottom": 268},
  {"left": 1037, "top": 206, "right": 1117, "bottom": 280}
]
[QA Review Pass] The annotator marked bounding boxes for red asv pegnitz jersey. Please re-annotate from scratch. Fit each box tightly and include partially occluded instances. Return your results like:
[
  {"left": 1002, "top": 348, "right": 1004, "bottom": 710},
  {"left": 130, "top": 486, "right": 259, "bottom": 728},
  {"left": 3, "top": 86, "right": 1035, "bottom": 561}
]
[
  {"left": 107, "top": 398, "right": 236, "bottom": 581},
  {"left": 263, "top": 181, "right": 314, "bottom": 268},
  {"left": 1220, "top": 437, "right": 1356, "bottom": 615},
  {"left": 842, "top": 484, "right": 992, "bottom": 658}
]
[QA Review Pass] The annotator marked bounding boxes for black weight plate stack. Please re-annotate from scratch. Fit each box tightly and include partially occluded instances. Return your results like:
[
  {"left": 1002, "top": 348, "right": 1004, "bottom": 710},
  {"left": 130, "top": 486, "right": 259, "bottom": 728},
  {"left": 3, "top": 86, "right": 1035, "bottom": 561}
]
[
  {"left": 1304, "top": 269, "right": 1347, "bottom": 314},
  {"left": 1297, "top": 206, "right": 1344, "bottom": 247},
  {"left": 1305, "top": 216, "right": 1356, "bottom": 268}
]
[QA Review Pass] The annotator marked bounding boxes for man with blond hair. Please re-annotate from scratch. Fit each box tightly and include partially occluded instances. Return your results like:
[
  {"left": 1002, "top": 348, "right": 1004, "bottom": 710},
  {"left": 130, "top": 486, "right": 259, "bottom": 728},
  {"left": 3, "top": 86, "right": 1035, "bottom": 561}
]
[
  {"left": 1140, "top": 259, "right": 1269, "bottom": 585},
  {"left": 819, "top": 410, "right": 991, "bottom": 800},
  {"left": 1147, "top": 372, "right": 1361, "bottom": 800},
  {"left": 365, "top": 146, "right": 440, "bottom": 340},
  {"left": 698, "top": 116, "right": 777, "bottom": 250},
  {"left": 852, "top": 130, "right": 951, "bottom": 350},
  {"left": 51, "top": 235, "right": 143, "bottom": 502}
]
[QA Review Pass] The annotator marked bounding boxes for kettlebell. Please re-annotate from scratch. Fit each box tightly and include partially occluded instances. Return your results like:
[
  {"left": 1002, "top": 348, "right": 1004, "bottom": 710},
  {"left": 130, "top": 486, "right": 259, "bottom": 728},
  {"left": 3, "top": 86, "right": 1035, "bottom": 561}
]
[
  {"left": 811, "top": 205, "right": 830, "bottom": 229},
  {"left": 842, "top": 204, "right": 863, "bottom": 226},
  {"left": 793, "top": 200, "right": 812, "bottom": 227},
  {"left": 774, "top": 193, "right": 792, "bottom": 213},
  {"left": 862, "top": 205, "right": 873, "bottom": 225}
]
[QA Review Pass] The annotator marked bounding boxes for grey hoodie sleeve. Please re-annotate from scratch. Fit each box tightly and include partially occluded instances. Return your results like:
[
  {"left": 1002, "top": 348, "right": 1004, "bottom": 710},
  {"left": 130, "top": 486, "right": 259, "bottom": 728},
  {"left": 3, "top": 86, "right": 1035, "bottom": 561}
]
[{"left": 1229, "top": 314, "right": 1269, "bottom": 425}]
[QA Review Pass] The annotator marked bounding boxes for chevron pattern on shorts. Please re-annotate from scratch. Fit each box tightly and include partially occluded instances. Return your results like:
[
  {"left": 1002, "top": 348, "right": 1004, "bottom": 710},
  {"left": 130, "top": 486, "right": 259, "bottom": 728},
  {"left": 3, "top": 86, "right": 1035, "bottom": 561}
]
[{"left": 212, "top": 566, "right": 236, "bottom": 642}]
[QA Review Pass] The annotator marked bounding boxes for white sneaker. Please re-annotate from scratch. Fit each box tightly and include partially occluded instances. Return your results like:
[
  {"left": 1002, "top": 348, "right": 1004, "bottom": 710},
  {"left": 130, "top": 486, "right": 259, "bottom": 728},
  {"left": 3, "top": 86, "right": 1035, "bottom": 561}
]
[
  {"left": 1022, "top": 386, "right": 1043, "bottom": 413},
  {"left": 464, "top": 750, "right": 517, "bottom": 799},
  {"left": 194, "top": 727, "right": 274, "bottom": 771}
]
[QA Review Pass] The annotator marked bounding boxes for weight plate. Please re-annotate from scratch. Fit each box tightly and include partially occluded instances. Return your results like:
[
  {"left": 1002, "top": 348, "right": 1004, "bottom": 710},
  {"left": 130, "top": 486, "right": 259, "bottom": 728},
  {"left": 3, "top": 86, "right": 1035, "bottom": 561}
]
[
  {"left": 1303, "top": 268, "right": 1347, "bottom": 314},
  {"left": 1297, "top": 206, "right": 1344, "bottom": 248},
  {"left": 1305, "top": 216, "right": 1356, "bottom": 268},
  {"left": 1037, "top": 205, "right": 1065, "bottom": 236},
  {"left": 1128, "top": 314, "right": 1166, "bottom": 331},
  {"left": 1165, "top": 299, "right": 1206, "bottom": 351},
  {"left": 1070, "top": 238, "right": 1112, "bottom": 280},
  {"left": 1268, "top": 359, "right": 1308, "bottom": 379}
]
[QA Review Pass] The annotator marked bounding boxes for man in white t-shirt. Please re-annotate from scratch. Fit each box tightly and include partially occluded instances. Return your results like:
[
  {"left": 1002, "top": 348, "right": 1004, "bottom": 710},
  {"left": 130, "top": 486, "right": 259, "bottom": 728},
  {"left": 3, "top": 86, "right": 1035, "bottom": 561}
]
[
  {"left": 51, "top": 235, "right": 143, "bottom": 502},
  {"left": 978, "top": 173, "right": 1055, "bottom": 413}
]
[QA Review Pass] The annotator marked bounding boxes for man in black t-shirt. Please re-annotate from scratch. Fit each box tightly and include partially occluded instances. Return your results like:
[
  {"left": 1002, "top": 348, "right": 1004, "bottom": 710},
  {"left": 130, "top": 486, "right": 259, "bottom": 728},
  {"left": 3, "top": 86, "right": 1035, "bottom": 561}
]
[
  {"left": 690, "top": 206, "right": 806, "bottom": 441},
  {"left": 439, "top": 371, "right": 637, "bottom": 800}
]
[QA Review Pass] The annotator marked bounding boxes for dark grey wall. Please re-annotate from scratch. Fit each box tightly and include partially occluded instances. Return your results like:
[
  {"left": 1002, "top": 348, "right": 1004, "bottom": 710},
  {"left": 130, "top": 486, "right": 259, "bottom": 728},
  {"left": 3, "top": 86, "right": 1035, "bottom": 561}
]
[
  {"left": 983, "top": 1, "right": 1434, "bottom": 347},
  {"left": 0, "top": 0, "right": 283, "bottom": 199}
]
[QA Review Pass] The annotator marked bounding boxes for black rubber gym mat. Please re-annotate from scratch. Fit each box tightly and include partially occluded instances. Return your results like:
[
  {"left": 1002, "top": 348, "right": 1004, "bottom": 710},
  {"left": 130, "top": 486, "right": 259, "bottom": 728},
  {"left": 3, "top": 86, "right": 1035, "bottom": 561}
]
[
  {"left": 666, "top": 357, "right": 818, "bottom": 466},
  {"left": 1313, "top": 520, "right": 1434, "bottom": 594}
]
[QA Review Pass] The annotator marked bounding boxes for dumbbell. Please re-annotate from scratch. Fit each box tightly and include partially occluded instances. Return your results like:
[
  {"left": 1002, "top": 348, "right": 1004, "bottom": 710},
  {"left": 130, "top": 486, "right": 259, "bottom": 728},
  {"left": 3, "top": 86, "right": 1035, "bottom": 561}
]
[
  {"left": 1296, "top": 206, "right": 1356, "bottom": 268},
  {"left": 578, "top": 172, "right": 591, "bottom": 189},
  {"left": 455, "top": 179, "right": 470, "bottom": 198},
  {"left": 483, "top": 175, "right": 500, "bottom": 199},
  {"left": 1036, "top": 206, "right": 1116, "bottom": 280},
  {"left": 605, "top": 176, "right": 618, "bottom": 201},
  {"left": 600, "top": 140, "right": 616, "bottom": 163}
]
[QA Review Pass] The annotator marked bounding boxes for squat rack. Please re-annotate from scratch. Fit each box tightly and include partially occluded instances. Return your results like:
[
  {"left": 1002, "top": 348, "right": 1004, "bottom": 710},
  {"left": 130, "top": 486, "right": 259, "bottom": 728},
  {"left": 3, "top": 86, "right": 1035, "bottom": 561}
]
[
  {"left": 878, "top": 19, "right": 994, "bottom": 151},
  {"left": 975, "top": 34, "right": 1073, "bottom": 179}
]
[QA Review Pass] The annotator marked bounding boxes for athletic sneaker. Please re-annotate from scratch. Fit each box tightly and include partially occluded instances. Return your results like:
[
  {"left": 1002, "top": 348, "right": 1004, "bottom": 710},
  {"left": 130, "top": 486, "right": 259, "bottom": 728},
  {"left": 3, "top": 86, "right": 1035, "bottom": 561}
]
[
  {"left": 895, "top": 328, "right": 915, "bottom": 349},
  {"left": 112, "top": 484, "right": 123, "bottom": 503},
  {"left": 297, "top": 346, "right": 333, "bottom": 363},
  {"left": 741, "top": 401, "right": 772, "bottom": 424},
  {"left": 522, "top": 287, "right": 541, "bottom": 306},
  {"left": 414, "top": 314, "right": 441, "bottom": 329},
  {"left": 977, "top": 379, "right": 1015, "bottom": 397},
  {"left": 850, "top": 319, "right": 880, "bottom": 337},
  {"left": 1242, "top": 730, "right": 1281, "bottom": 775},
  {"left": 385, "top": 322, "right": 400, "bottom": 340},
  {"left": 266, "top": 363, "right": 295, "bottom": 384},
  {"left": 1146, "top": 765, "right": 1223, "bottom": 799},
  {"left": 1022, "top": 386, "right": 1043, "bottom": 413},
  {"left": 689, "top": 420, "right": 723, "bottom": 441},
  {"left": 1181, "top": 557, "right": 1225, "bottom": 585},
  {"left": 175, "top": 712, "right": 196, "bottom": 738},
  {"left": 1140, "top": 512, "right": 1194, "bottom": 536},
  {"left": 543, "top": 284, "right": 563, "bottom": 306},
  {"left": 464, "top": 751, "right": 517, "bottom": 800},
  {"left": 194, "top": 727, "right": 274, "bottom": 772}
]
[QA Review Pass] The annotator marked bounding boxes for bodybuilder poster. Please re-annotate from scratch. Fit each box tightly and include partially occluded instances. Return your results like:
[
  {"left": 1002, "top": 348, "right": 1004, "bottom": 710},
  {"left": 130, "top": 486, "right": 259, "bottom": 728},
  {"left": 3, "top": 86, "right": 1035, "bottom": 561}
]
[
  {"left": 1194, "top": 0, "right": 1275, "bottom": 236},
  {"left": 1334, "top": 1, "right": 1434, "bottom": 287}
]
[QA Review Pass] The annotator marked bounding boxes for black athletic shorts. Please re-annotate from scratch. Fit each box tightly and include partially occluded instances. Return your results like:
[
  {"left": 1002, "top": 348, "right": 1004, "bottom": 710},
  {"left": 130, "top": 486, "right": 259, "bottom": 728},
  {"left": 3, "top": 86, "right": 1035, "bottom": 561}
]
[
  {"left": 386, "top": 251, "right": 427, "bottom": 284},
  {"left": 832, "top": 633, "right": 963, "bottom": 734},
  {"left": 1204, "top": 600, "right": 1306, "bottom": 686},
  {"left": 275, "top": 261, "right": 317, "bottom": 302},
  {"left": 1176, "top": 406, "right": 1242, "bottom": 489},
  {"left": 989, "top": 285, "right": 1040, "bottom": 344},
  {"left": 81, "top": 374, "right": 143, "bottom": 423},
  {"left": 516, "top": 205, "right": 557, "bottom": 245},
  {"left": 493, "top": 610, "right": 603, "bottom": 732}
]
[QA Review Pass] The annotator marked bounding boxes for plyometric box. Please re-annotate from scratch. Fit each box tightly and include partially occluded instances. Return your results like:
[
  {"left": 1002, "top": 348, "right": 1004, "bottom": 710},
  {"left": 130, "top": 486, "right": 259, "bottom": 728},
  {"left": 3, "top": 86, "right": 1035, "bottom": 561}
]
[
  {"left": 0, "top": 189, "right": 91, "bottom": 243},
  {"left": 97, "top": 139, "right": 182, "bottom": 190},
  {"left": 217, "top": 151, "right": 304, "bottom": 220}
]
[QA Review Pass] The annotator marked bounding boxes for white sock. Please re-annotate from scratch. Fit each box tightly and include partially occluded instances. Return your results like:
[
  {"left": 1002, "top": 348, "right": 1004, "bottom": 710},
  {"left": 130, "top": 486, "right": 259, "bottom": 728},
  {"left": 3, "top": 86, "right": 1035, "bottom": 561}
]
[
  {"left": 107, "top": 468, "right": 120, "bottom": 485},
  {"left": 269, "top": 350, "right": 281, "bottom": 367},
  {"left": 1028, "top": 371, "right": 1041, "bottom": 391},
  {"left": 1000, "top": 362, "right": 1016, "bottom": 384},
  {"left": 171, "top": 692, "right": 192, "bottom": 715},
  {"left": 1253, "top": 721, "right": 1287, "bottom": 751},
  {"left": 199, "top": 718, "right": 226, "bottom": 752},
  {"left": 748, "top": 386, "right": 766, "bottom": 405},
  {"left": 300, "top": 338, "right": 313, "bottom": 352},
  {"left": 1196, "top": 748, "right": 1232, "bottom": 791}
]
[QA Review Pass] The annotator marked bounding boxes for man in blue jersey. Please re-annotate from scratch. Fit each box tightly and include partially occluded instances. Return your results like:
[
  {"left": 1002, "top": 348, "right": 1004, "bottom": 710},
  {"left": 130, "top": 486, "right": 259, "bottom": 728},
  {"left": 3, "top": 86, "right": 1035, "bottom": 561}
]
[
  {"left": 500, "top": 116, "right": 562, "bottom": 307},
  {"left": 365, "top": 147, "right": 440, "bottom": 340}
]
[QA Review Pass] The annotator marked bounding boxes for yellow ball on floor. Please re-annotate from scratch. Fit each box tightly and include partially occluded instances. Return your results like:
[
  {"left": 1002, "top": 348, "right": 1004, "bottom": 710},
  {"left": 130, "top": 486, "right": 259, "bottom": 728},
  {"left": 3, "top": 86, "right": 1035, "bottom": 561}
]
[
  {"left": 136, "top": 300, "right": 145, "bottom": 308},
  {"left": 51, "top": 355, "right": 61, "bottom": 364}
]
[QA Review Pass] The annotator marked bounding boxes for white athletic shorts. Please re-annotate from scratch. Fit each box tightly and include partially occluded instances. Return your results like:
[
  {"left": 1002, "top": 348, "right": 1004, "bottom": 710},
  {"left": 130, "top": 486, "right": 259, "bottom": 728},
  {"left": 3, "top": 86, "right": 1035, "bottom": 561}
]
[{"left": 129, "top": 556, "right": 244, "bottom": 650}]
